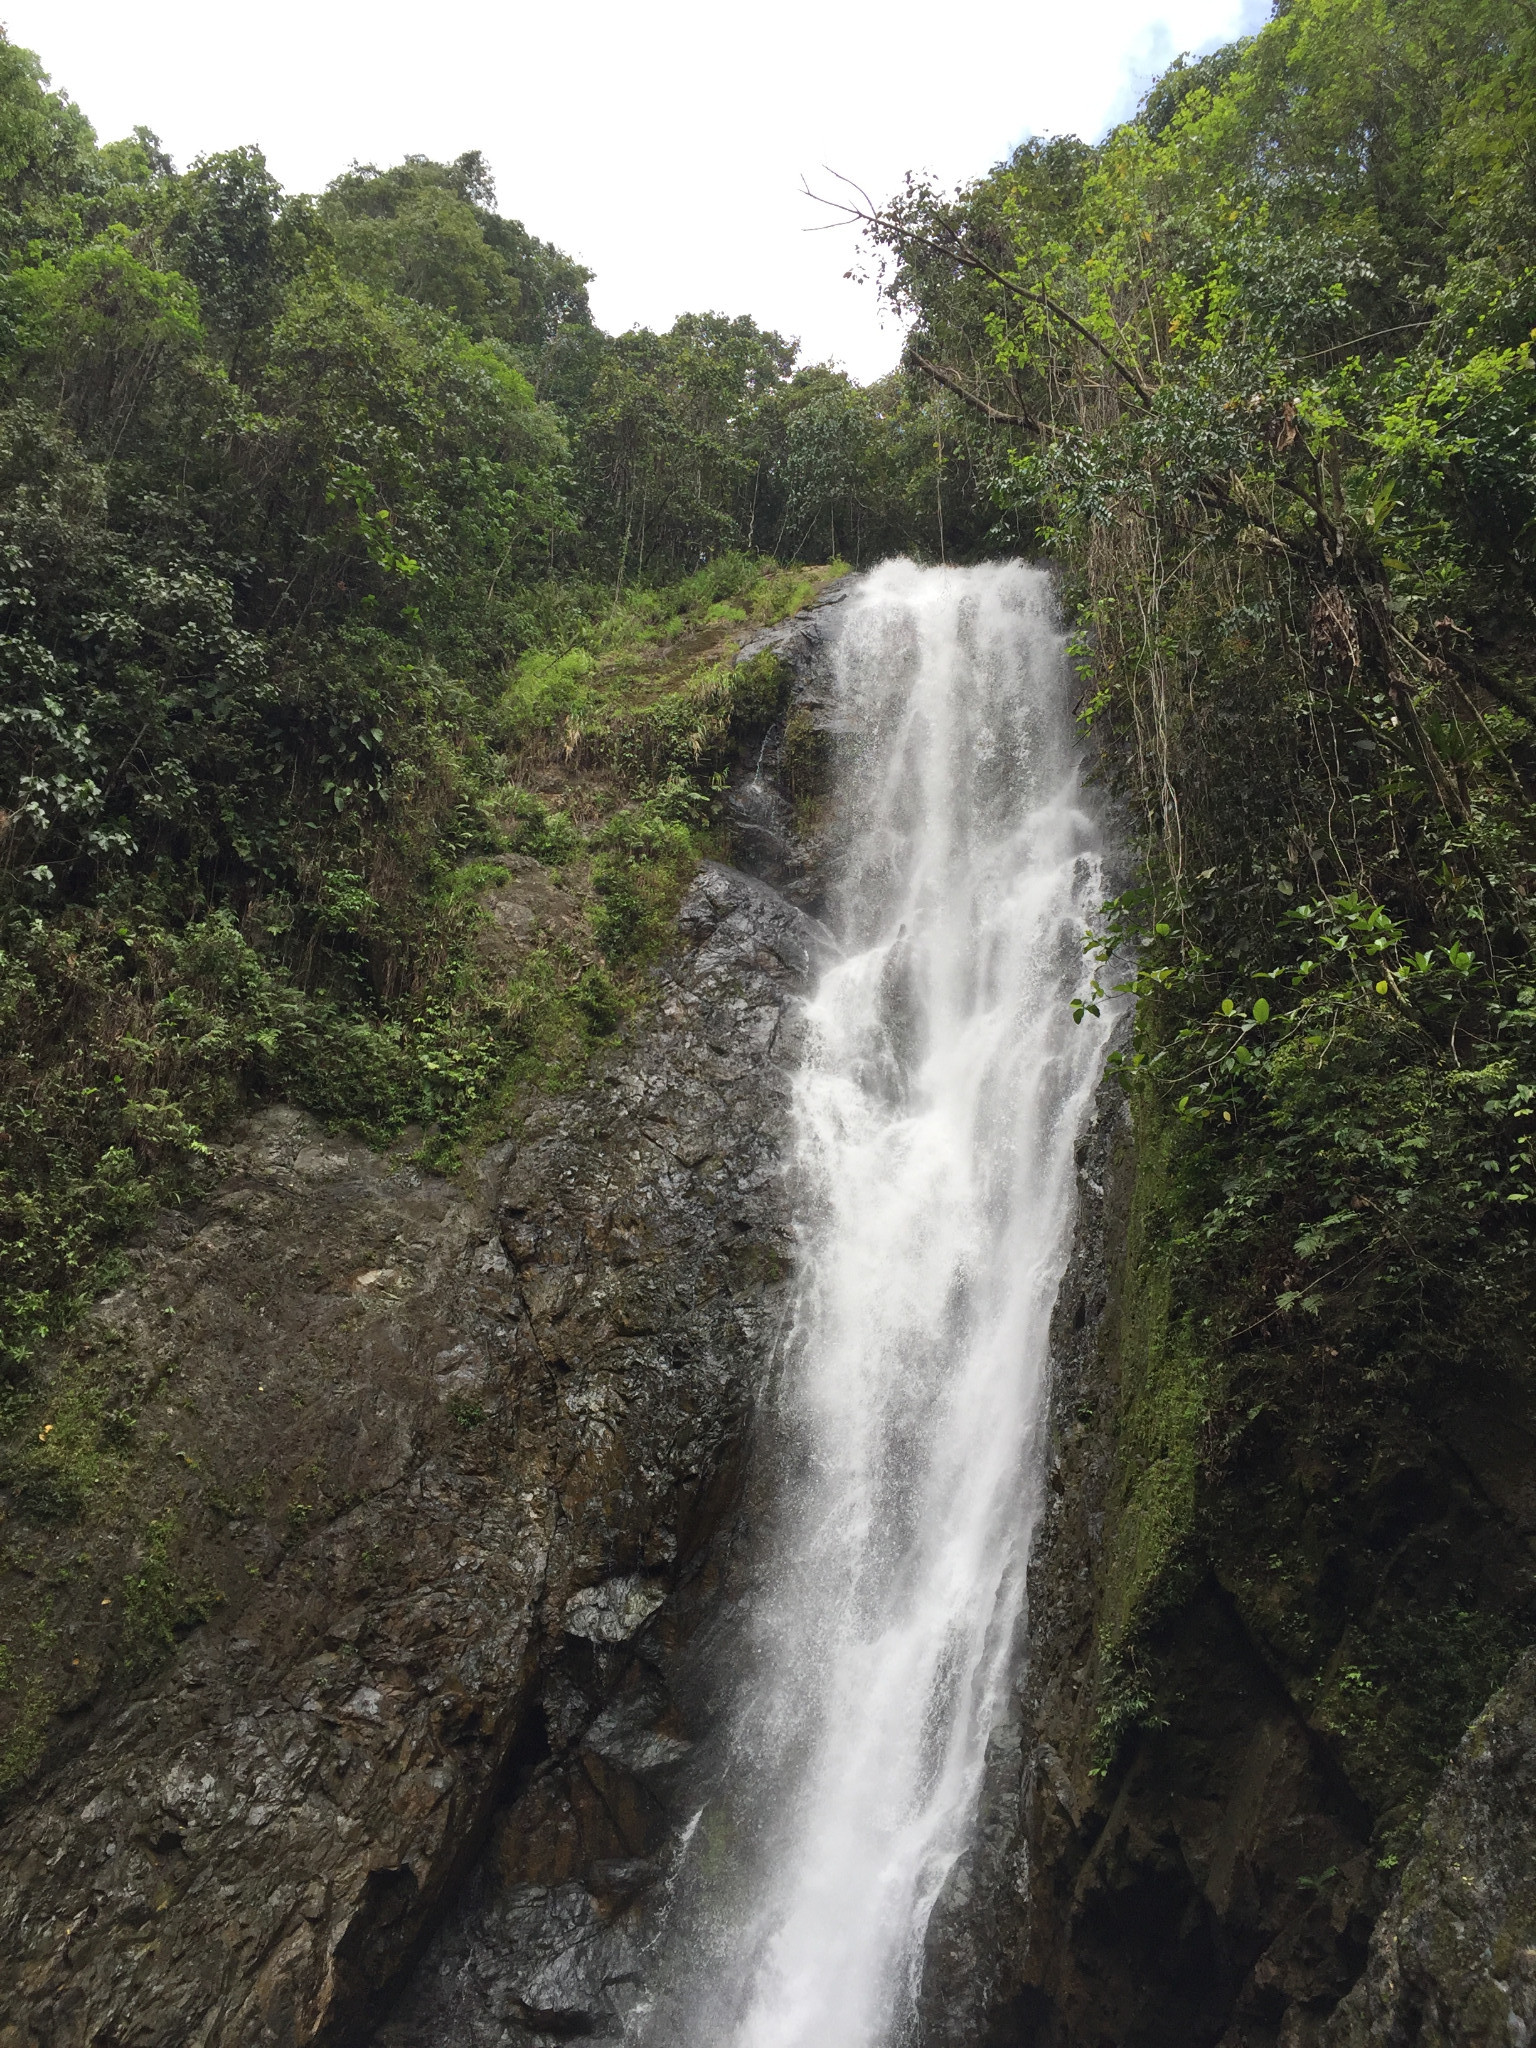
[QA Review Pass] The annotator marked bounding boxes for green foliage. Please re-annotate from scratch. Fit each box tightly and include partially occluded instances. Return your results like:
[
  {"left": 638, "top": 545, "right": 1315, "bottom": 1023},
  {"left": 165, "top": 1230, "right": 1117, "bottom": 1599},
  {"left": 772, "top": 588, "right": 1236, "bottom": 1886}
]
[
  {"left": 0, "top": 27, "right": 956, "bottom": 1808},
  {"left": 500, "top": 557, "right": 811, "bottom": 789},
  {"left": 0, "top": 34, "right": 850, "bottom": 1402},
  {"left": 504, "top": 789, "right": 582, "bottom": 865},
  {"left": 0, "top": 32, "right": 959, "bottom": 1797},
  {"left": 590, "top": 810, "right": 700, "bottom": 964},
  {"left": 1091, "top": 1654, "right": 1170, "bottom": 1778},
  {"left": 867, "top": 0, "right": 1536, "bottom": 1818},
  {"left": 321, "top": 151, "right": 593, "bottom": 352}
]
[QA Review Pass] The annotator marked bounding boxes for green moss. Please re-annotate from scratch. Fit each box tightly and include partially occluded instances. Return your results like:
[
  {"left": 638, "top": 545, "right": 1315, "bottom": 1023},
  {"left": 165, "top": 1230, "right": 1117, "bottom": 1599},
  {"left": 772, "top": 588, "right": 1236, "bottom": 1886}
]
[
  {"left": 1098, "top": 1091, "right": 1209, "bottom": 1653},
  {"left": 1312, "top": 1603, "right": 1530, "bottom": 1818},
  {"left": 1086, "top": 1044, "right": 1536, "bottom": 1819},
  {"left": 0, "top": 1666, "right": 54, "bottom": 1797},
  {"left": 119, "top": 1511, "right": 220, "bottom": 1676},
  {"left": 589, "top": 813, "right": 700, "bottom": 966},
  {"left": 505, "top": 790, "right": 582, "bottom": 865},
  {"left": 0, "top": 1334, "right": 144, "bottom": 1526},
  {"left": 780, "top": 704, "right": 829, "bottom": 799},
  {"left": 1091, "top": 1653, "right": 1171, "bottom": 1776}
]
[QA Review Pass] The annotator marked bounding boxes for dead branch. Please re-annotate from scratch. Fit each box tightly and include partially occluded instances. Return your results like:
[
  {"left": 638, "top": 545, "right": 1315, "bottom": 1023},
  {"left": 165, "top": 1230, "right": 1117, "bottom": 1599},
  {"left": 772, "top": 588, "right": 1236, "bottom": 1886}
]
[
  {"left": 804, "top": 174, "right": 1156, "bottom": 408},
  {"left": 909, "top": 354, "right": 1044, "bottom": 432}
]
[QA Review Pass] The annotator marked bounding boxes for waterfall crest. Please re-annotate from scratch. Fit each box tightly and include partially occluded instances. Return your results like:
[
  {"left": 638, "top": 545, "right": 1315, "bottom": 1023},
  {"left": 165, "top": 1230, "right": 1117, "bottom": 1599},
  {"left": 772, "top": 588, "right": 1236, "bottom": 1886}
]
[{"left": 660, "top": 559, "right": 1115, "bottom": 2048}]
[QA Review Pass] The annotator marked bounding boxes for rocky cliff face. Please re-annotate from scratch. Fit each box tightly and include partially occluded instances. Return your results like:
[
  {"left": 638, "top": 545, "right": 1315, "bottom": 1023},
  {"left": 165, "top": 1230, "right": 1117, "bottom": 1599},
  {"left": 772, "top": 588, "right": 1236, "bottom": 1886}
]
[
  {"left": 366, "top": 864, "right": 833, "bottom": 2048},
  {"left": 7, "top": 563, "right": 1530, "bottom": 2048},
  {"left": 1325, "top": 1646, "right": 1536, "bottom": 2048},
  {"left": 0, "top": 589, "right": 851, "bottom": 2047},
  {"left": 916, "top": 1056, "right": 1536, "bottom": 2048},
  {"left": 920, "top": 1066, "right": 1381, "bottom": 2048}
]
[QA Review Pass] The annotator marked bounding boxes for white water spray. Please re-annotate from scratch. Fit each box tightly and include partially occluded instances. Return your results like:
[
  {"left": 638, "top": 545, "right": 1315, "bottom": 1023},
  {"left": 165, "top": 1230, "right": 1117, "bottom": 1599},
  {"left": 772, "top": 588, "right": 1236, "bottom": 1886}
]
[{"left": 664, "top": 559, "right": 1115, "bottom": 2048}]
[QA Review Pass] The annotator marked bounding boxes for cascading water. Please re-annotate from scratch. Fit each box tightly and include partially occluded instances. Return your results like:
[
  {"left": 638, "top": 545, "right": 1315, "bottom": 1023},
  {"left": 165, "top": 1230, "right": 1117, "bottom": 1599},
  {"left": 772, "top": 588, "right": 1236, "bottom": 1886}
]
[{"left": 652, "top": 558, "right": 1115, "bottom": 2048}]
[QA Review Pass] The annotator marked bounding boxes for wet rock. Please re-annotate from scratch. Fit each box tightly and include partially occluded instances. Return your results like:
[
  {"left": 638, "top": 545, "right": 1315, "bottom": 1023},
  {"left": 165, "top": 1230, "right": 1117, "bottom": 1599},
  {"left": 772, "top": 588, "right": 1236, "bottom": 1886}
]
[
  {"left": 365, "top": 609, "right": 854, "bottom": 2046},
  {"left": 375, "top": 1877, "right": 643, "bottom": 2046},
  {"left": 916, "top": 1064, "right": 1379, "bottom": 2048},
  {"left": 474, "top": 854, "right": 598, "bottom": 980},
  {"left": 0, "top": 855, "right": 825, "bottom": 2045},
  {"left": 1326, "top": 1647, "right": 1536, "bottom": 2048},
  {"left": 724, "top": 579, "right": 851, "bottom": 914},
  {"left": 563, "top": 1576, "right": 668, "bottom": 1645},
  {"left": 721, "top": 775, "right": 798, "bottom": 894}
]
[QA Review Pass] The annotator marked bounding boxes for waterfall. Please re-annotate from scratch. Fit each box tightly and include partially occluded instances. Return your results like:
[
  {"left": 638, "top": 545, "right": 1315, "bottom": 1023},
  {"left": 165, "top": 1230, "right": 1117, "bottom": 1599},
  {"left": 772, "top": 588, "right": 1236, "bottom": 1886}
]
[{"left": 658, "top": 559, "right": 1115, "bottom": 2048}]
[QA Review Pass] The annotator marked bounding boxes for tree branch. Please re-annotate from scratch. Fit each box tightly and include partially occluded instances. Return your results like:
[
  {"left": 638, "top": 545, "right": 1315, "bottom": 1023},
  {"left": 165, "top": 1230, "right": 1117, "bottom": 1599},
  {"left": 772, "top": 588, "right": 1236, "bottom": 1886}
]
[
  {"left": 909, "top": 354, "right": 1044, "bottom": 432},
  {"left": 804, "top": 175, "right": 1156, "bottom": 408}
]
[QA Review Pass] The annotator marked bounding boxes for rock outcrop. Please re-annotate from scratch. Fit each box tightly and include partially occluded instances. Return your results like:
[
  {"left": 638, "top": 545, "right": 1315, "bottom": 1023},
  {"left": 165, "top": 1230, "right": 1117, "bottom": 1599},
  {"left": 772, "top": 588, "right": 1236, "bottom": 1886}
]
[
  {"left": 1326, "top": 1647, "right": 1536, "bottom": 2048},
  {"left": 0, "top": 864, "right": 820, "bottom": 2044},
  {"left": 917, "top": 1053, "right": 1536, "bottom": 2048},
  {"left": 918, "top": 1068, "right": 1382, "bottom": 2048},
  {"left": 0, "top": 587, "right": 851, "bottom": 2048},
  {"left": 367, "top": 589, "right": 853, "bottom": 2048}
]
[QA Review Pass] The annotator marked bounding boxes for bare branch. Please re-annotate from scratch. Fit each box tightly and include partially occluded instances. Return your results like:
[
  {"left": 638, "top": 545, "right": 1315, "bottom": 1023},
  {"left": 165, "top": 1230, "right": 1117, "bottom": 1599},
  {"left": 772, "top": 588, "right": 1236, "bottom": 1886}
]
[
  {"left": 803, "top": 178, "right": 1156, "bottom": 408},
  {"left": 909, "top": 354, "right": 1044, "bottom": 432}
]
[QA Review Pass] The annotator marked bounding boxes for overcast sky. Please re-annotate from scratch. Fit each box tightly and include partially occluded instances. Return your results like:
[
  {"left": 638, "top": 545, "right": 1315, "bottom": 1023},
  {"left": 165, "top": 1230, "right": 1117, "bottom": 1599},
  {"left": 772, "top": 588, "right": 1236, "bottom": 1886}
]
[{"left": 11, "top": 0, "right": 1268, "bottom": 381}]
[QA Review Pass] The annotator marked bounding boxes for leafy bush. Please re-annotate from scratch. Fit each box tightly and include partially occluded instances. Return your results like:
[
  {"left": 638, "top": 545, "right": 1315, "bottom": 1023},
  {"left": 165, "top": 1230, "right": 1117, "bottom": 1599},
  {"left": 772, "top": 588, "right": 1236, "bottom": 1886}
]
[{"left": 590, "top": 812, "right": 699, "bottom": 964}]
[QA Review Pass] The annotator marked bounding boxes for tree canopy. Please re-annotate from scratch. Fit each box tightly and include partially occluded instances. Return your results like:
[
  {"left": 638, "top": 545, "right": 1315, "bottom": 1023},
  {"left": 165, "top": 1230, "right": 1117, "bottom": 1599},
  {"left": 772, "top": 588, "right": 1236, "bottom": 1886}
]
[{"left": 0, "top": 30, "right": 972, "bottom": 1391}]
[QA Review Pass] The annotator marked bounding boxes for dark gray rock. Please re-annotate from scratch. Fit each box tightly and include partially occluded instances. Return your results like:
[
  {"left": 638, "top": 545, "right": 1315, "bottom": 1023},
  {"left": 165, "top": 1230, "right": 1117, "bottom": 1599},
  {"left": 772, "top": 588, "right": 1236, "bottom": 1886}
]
[
  {"left": 723, "top": 578, "right": 851, "bottom": 915},
  {"left": 0, "top": 857, "right": 826, "bottom": 2048},
  {"left": 378, "top": 1877, "right": 644, "bottom": 2045},
  {"left": 1326, "top": 1647, "right": 1536, "bottom": 2048},
  {"left": 915, "top": 1057, "right": 1381, "bottom": 2048},
  {"left": 916, "top": 1062, "right": 1136, "bottom": 2048}
]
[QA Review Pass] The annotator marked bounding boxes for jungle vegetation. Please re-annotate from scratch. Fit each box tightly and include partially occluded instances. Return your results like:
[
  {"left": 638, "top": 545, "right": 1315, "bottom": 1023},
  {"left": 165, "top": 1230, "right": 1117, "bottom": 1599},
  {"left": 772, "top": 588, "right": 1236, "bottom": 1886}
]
[
  {"left": 846, "top": 0, "right": 1536, "bottom": 1834},
  {"left": 4, "top": 0, "right": 1535, "bottom": 1846},
  {"left": 0, "top": 33, "right": 1010, "bottom": 1401}
]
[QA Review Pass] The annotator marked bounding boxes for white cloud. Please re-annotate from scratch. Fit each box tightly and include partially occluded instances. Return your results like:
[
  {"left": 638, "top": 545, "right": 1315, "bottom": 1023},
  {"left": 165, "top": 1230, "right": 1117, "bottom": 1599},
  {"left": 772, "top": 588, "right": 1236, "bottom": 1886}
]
[{"left": 11, "top": 0, "right": 1269, "bottom": 380}]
